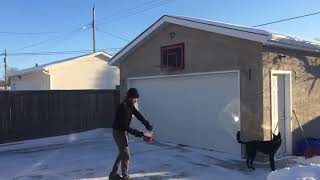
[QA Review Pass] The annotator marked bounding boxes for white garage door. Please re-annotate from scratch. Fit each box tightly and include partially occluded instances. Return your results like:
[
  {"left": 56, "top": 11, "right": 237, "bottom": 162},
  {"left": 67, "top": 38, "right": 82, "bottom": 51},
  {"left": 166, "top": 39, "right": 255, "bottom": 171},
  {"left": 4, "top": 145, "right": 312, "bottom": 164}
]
[{"left": 129, "top": 71, "right": 241, "bottom": 154}]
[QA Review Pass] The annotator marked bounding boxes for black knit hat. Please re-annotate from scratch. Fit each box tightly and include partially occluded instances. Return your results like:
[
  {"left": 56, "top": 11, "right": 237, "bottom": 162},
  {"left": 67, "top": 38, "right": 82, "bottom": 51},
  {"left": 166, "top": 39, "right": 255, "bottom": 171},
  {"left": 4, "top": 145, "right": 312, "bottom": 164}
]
[{"left": 127, "top": 88, "right": 139, "bottom": 98}]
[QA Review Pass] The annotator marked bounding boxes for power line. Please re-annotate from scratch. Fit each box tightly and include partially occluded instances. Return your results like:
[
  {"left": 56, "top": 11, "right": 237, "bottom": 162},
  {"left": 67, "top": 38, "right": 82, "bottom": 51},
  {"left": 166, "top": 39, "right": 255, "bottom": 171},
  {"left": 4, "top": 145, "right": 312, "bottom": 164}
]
[
  {"left": 253, "top": 11, "right": 320, "bottom": 27},
  {"left": 111, "top": 0, "right": 172, "bottom": 22},
  {"left": 96, "top": 0, "right": 173, "bottom": 26},
  {"left": 36, "top": 27, "right": 91, "bottom": 52},
  {"left": 95, "top": 0, "right": 163, "bottom": 24},
  {"left": 7, "top": 1, "right": 171, "bottom": 53},
  {"left": 96, "top": 28, "right": 129, "bottom": 42},
  {"left": 7, "top": 1, "right": 173, "bottom": 54},
  {"left": 12, "top": 27, "right": 88, "bottom": 52},
  {"left": 109, "top": 0, "right": 172, "bottom": 23},
  {"left": 0, "top": 48, "right": 122, "bottom": 57}
]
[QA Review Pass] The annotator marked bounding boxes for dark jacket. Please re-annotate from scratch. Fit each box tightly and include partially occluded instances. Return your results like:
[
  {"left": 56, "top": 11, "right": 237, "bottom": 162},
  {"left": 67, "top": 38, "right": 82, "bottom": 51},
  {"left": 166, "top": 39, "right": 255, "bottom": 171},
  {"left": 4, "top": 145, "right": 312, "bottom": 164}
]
[{"left": 112, "top": 99, "right": 152, "bottom": 136}]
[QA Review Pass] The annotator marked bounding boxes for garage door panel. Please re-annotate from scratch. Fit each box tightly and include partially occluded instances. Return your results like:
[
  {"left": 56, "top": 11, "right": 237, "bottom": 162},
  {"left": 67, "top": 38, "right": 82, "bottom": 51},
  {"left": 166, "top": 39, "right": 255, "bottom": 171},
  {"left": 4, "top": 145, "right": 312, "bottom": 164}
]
[{"left": 129, "top": 72, "right": 240, "bottom": 154}]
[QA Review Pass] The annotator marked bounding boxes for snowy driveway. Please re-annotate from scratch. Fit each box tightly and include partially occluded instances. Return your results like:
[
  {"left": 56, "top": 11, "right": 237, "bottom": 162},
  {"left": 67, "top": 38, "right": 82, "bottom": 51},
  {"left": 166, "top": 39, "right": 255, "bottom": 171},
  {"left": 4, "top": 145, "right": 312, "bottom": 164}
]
[{"left": 0, "top": 129, "right": 317, "bottom": 180}]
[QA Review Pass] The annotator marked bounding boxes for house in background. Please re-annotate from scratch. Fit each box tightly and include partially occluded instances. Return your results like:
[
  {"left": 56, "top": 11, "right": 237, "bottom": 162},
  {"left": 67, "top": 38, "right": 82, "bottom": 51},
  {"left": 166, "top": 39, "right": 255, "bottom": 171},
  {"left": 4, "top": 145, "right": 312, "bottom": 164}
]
[
  {"left": 110, "top": 15, "right": 320, "bottom": 156},
  {"left": 0, "top": 80, "right": 7, "bottom": 90},
  {"left": 8, "top": 52, "right": 119, "bottom": 90}
]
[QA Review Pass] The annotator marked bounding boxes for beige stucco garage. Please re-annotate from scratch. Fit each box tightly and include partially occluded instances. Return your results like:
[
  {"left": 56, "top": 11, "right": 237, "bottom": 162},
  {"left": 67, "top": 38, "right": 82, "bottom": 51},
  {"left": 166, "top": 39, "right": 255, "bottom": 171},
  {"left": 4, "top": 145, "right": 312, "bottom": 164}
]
[{"left": 110, "top": 15, "right": 320, "bottom": 155}]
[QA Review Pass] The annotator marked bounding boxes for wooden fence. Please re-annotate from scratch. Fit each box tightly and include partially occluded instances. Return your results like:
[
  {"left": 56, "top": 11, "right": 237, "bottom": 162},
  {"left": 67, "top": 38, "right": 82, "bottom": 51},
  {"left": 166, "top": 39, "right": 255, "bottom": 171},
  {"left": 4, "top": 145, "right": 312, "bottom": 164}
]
[{"left": 0, "top": 90, "right": 119, "bottom": 143}]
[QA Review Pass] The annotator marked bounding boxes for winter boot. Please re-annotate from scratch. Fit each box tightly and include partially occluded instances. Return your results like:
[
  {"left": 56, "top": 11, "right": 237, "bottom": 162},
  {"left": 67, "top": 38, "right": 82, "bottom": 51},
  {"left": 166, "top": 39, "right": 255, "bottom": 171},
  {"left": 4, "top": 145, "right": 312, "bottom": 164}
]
[{"left": 109, "top": 173, "right": 121, "bottom": 180}]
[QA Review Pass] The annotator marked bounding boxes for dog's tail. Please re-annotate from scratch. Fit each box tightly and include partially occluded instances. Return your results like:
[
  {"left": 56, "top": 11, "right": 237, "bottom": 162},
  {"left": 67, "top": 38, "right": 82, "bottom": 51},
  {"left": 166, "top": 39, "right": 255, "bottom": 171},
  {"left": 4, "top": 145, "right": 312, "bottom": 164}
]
[{"left": 236, "top": 131, "right": 245, "bottom": 144}]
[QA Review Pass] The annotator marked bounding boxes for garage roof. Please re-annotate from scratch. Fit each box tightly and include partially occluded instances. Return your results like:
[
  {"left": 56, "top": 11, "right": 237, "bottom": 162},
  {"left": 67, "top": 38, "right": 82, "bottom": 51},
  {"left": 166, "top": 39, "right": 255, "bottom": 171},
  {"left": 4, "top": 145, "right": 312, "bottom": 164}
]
[
  {"left": 110, "top": 15, "right": 320, "bottom": 65},
  {"left": 8, "top": 51, "right": 112, "bottom": 77}
]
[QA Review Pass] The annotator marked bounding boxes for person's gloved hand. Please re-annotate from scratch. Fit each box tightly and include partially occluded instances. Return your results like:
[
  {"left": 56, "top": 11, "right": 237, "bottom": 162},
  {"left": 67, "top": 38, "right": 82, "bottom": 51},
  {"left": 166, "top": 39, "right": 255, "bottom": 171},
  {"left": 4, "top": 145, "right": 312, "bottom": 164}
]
[
  {"left": 135, "top": 130, "right": 144, "bottom": 138},
  {"left": 146, "top": 122, "right": 153, "bottom": 131}
]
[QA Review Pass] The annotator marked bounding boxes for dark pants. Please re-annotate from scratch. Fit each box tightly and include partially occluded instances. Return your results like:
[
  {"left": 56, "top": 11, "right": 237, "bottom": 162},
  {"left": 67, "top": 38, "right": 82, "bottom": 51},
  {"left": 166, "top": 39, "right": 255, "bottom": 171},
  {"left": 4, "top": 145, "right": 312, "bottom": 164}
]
[{"left": 110, "top": 129, "right": 130, "bottom": 178}]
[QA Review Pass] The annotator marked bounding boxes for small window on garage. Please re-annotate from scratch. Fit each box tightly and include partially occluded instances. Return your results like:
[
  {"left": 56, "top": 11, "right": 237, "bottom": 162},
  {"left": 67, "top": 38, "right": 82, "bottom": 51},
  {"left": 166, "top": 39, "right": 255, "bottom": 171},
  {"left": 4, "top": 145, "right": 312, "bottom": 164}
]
[{"left": 161, "top": 43, "right": 184, "bottom": 71}]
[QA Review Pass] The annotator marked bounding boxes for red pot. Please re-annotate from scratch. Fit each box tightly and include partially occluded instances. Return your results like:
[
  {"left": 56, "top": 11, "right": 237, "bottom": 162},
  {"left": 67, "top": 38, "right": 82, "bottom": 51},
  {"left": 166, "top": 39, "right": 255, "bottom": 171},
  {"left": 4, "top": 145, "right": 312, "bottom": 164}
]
[
  {"left": 143, "top": 131, "right": 153, "bottom": 143},
  {"left": 144, "top": 135, "right": 153, "bottom": 142}
]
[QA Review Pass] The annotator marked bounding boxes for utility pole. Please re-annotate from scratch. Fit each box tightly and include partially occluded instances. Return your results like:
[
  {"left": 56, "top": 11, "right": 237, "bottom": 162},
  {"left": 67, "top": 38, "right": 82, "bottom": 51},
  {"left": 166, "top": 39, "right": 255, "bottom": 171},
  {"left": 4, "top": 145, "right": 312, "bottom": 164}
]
[
  {"left": 92, "top": 6, "right": 96, "bottom": 53},
  {"left": 3, "top": 49, "right": 7, "bottom": 90}
]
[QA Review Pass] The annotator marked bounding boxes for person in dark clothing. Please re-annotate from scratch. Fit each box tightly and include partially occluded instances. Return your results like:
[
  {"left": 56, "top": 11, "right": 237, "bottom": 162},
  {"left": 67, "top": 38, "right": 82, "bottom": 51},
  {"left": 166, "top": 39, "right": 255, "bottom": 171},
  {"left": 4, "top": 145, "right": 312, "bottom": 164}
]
[{"left": 109, "top": 88, "right": 153, "bottom": 180}]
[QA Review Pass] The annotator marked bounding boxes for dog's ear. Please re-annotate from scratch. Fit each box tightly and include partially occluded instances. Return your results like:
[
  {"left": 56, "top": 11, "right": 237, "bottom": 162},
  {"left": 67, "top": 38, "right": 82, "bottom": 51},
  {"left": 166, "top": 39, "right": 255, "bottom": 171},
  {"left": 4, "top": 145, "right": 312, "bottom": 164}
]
[
  {"left": 273, "top": 132, "right": 281, "bottom": 138},
  {"left": 277, "top": 132, "right": 281, "bottom": 137}
]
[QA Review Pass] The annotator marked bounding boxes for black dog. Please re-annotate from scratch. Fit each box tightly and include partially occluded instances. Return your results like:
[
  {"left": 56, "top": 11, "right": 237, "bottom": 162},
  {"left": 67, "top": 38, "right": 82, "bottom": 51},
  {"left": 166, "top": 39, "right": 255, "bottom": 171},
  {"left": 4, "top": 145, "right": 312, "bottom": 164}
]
[{"left": 236, "top": 131, "right": 282, "bottom": 171}]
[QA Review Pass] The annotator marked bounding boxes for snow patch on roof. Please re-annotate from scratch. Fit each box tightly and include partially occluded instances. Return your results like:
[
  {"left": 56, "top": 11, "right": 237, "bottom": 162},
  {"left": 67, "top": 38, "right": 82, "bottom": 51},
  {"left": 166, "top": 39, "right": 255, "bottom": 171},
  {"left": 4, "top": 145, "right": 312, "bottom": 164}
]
[
  {"left": 173, "top": 15, "right": 271, "bottom": 36},
  {"left": 172, "top": 15, "right": 320, "bottom": 52},
  {"left": 268, "top": 33, "right": 320, "bottom": 52},
  {"left": 110, "top": 15, "right": 320, "bottom": 65}
]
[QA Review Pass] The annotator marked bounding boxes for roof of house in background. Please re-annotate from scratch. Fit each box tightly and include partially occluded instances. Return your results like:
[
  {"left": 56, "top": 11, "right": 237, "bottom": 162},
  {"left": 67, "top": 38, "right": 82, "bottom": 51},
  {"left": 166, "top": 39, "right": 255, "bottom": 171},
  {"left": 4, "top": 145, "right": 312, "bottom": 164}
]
[
  {"left": 8, "top": 51, "right": 112, "bottom": 77},
  {"left": 110, "top": 15, "right": 320, "bottom": 65}
]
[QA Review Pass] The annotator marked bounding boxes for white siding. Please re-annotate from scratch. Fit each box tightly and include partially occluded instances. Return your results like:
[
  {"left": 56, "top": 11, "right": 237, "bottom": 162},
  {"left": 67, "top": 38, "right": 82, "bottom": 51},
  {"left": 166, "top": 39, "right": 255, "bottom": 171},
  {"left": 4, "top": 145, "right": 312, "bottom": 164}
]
[
  {"left": 10, "top": 71, "right": 50, "bottom": 90},
  {"left": 49, "top": 56, "right": 119, "bottom": 90}
]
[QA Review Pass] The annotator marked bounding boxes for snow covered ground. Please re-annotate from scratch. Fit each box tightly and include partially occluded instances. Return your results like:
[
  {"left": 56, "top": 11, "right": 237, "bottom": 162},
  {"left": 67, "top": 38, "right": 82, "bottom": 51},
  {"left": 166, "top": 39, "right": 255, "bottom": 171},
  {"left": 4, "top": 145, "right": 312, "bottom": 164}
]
[{"left": 0, "top": 129, "right": 319, "bottom": 180}]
